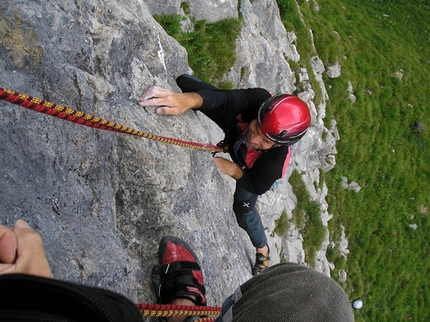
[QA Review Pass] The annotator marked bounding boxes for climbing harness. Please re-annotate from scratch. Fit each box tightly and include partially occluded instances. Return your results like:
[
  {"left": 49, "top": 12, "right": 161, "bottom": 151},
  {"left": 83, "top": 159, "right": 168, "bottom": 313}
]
[
  {"left": 0, "top": 87, "right": 224, "bottom": 153},
  {"left": 136, "top": 303, "right": 221, "bottom": 321}
]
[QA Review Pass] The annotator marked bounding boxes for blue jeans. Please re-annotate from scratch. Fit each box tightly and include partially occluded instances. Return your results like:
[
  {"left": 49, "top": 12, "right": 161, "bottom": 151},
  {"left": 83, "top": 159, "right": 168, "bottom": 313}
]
[{"left": 232, "top": 183, "right": 267, "bottom": 249}]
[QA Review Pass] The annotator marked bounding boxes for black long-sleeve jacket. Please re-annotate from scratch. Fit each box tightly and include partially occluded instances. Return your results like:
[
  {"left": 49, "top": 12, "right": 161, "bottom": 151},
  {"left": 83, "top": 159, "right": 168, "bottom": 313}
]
[{"left": 197, "top": 89, "right": 290, "bottom": 195}]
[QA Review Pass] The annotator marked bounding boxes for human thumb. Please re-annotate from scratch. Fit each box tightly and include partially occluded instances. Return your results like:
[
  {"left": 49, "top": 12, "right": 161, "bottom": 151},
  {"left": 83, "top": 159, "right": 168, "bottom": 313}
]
[{"left": 0, "top": 224, "right": 17, "bottom": 264}]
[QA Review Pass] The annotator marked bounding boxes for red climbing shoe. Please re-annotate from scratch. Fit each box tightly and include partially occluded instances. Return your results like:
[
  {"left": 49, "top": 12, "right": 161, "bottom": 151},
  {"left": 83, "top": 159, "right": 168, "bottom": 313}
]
[{"left": 157, "top": 236, "right": 206, "bottom": 306}]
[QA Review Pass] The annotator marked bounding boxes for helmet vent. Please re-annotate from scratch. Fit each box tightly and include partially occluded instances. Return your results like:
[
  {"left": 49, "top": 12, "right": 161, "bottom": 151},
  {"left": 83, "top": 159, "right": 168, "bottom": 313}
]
[{"left": 278, "top": 130, "right": 288, "bottom": 137}]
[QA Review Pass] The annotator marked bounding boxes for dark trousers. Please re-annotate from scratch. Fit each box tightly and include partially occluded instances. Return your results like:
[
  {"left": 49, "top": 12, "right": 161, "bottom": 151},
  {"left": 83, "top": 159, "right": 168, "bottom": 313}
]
[{"left": 232, "top": 183, "right": 267, "bottom": 249}]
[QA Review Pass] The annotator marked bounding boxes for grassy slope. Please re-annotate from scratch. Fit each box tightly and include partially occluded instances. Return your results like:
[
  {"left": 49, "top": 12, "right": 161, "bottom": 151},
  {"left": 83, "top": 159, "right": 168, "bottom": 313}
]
[{"left": 277, "top": 0, "right": 429, "bottom": 320}]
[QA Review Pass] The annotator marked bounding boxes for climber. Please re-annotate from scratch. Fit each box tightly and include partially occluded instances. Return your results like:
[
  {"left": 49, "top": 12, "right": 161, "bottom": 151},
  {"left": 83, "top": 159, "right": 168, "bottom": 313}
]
[
  {"left": 0, "top": 220, "right": 354, "bottom": 322},
  {"left": 139, "top": 75, "right": 311, "bottom": 275}
]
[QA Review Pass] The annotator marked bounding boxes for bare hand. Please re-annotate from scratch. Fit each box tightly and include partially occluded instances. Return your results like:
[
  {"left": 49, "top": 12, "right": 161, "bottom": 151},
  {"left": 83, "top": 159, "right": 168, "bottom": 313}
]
[
  {"left": 213, "top": 157, "right": 243, "bottom": 180},
  {"left": 139, "top": 86, "right": 202, "bottom": 115},
  {"left": 0, "top": 220, "right": 53, "bottom": 278}
]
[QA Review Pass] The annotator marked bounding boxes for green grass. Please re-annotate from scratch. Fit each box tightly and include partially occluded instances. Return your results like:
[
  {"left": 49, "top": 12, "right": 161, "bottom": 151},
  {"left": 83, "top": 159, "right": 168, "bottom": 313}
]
[
  {"left": 289, "top": 170, "right": 326, "bottom": 267},
  {"left": 153, "top": 15, "right": 241, "bottom": 88},
  {"left": 276, "top": 0, "right": 429, "bottom": 320},
  {"left": 274, "top": 210, "right": 290, "bottom": 237}
]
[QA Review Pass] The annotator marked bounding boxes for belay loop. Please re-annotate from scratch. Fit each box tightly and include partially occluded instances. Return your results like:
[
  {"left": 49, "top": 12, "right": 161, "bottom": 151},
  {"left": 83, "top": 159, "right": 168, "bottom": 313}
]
[
  {"left": 0, "top": 87, "right": 224, "bottom": 153},
  {"left": 136, "top": 303, "right": 221, "bottom": 321}
]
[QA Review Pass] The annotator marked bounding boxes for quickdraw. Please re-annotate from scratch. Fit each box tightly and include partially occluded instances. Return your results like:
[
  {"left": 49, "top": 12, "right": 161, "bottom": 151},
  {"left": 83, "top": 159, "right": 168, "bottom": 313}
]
[
  {"left": 0, "top": 87, "right": 224, "bottom": 153},
  {"left": 136, "top": 303, "right": 222, "bottom": 321}
]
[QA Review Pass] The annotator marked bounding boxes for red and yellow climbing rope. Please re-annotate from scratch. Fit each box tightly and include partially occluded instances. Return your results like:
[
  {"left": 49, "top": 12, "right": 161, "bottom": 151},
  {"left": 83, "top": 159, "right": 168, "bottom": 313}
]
[
  {"left": 0, "top": 87, "right": 223, "bottom": 153},
  {"left": 136, "top": 303, "right": 221, "bottom": 320}
]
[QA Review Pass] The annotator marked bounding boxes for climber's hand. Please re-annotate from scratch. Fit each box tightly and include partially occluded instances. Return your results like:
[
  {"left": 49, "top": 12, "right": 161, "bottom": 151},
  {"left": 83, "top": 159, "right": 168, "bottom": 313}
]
[
  {"left": 0, "top": 220, "right": 53, "bottom": 278},
  {"left": 139, "top": 86, "right": 203, "bottom": 115}
]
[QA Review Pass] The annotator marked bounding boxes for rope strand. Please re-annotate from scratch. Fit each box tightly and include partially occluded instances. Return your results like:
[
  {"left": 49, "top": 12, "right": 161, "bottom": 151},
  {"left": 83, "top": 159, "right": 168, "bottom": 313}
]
[
  {"left": 135, "top": 303, "right": 221, "bottom": 319},
  {"left": 0, "top": 87, "right": 223, "bottom": 152}
]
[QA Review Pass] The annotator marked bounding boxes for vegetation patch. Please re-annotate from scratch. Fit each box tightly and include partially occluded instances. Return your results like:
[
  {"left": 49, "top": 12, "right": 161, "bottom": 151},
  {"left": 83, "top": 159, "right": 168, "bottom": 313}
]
[
  {"left": 274, "top": 210, "right": 290, "bottom": 236},
  {"left": 154, "top": 15, "right": 241, "bottom": 88},
  {"left": 288, "top": 170, "right": 326, "bottom": 268}
]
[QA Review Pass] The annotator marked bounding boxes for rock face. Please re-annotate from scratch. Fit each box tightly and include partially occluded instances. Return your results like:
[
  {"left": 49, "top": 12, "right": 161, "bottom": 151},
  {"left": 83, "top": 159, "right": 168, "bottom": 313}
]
[
  {"left": 146, "top": 0, "right": 239, "bottom": 23},
  {"left": 226, "top": 0, "right": 299, "bottom": 92},
  {"left": 0, "top": 0, "right": 344, "bottom": 308},
  {"left": 326, "top": 62, "right": 342, "bottom": 78}
]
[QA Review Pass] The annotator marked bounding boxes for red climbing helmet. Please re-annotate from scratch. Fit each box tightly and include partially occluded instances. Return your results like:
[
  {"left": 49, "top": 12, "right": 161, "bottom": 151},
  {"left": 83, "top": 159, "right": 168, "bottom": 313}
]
[{"left": 257, "top": 94, "right": 311, "bottom": 145}]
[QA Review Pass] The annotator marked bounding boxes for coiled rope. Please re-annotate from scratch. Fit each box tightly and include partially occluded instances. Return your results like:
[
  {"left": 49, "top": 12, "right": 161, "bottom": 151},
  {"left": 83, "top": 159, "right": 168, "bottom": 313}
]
[
  {"left": 136, "top": 303, "right": 221, "bottom": 321},
  {"left": 0, "top": 87, "right": 223, "bottom": 153}
]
